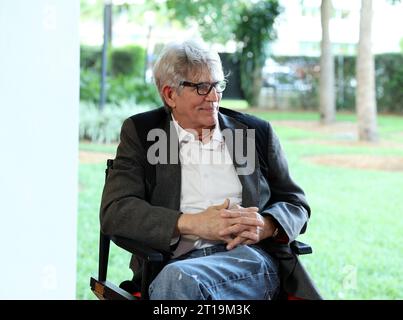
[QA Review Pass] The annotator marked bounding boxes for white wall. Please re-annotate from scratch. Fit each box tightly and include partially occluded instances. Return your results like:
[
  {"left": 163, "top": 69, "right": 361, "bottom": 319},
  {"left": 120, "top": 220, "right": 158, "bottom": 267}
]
[{"left": 0, "top": 0, "right": 79, "bottom": 299}]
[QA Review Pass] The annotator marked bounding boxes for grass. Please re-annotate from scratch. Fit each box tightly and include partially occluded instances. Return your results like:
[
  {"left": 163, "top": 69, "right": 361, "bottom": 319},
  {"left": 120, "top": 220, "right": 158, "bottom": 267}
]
[
  {"left": 77, "top": 110, "right": 403, "bottom": 300},
  {"left": 79, "top": 141, "right": 117, "bottom": 153},
  {"left": 286, "top": 151, "right": 403, "bottom": 299},
  {"left": 220, "top": 98, "right": 249, "bottom": 109}
]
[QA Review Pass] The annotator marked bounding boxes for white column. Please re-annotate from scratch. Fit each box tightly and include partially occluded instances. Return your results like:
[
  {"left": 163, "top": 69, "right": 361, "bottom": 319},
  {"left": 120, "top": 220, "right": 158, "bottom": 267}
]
[{"left": 0, "top": 0, "right": 79, "bottom": 299}]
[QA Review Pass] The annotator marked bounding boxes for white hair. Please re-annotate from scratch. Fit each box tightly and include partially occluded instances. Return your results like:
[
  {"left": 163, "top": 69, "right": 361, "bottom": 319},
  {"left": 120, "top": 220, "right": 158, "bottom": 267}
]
[{"left": 152, "top": 39, "right": 224, "bottom": 111}]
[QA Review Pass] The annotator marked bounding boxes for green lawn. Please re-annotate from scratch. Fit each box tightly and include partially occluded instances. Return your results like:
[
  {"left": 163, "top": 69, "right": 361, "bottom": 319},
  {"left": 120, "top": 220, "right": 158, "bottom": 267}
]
[{"left": 78, "top": 110, "right": 403, "bottom": 300}]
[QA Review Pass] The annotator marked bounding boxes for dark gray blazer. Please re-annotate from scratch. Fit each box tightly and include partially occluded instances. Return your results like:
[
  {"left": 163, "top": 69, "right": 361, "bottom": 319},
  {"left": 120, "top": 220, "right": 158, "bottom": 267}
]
[{"left": 100, "top": 107, "right": 322, "bottom": 300}]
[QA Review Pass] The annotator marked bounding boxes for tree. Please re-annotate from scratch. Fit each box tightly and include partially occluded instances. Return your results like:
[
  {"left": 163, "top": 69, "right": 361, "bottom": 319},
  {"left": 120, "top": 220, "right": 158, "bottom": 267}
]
[
  {"left": 356, "top": 0, "right": 401, "bottom": 141},
  {"left": 165, "top": 0, "right": 243, "bottom": 44},
  {"left": 356, "top": 0, "right": 378, "bottom": 141},
  {"left": 234, "top": 1, "right": 280, "bottom": 107},
  {"left": 165, "top": 0, "right": 280, "bottom": 107},
  {"left": 319, "top": 0, "right": 336, "bottom": 124}
]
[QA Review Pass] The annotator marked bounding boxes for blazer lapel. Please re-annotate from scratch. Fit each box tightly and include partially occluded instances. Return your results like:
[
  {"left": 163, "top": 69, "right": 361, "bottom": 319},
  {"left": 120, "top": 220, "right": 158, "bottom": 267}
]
[
  {"left": 218, "top": 112, "right": 260, "bottom": 208},
  {"left": 154, "top": 114, "right": 181, "bottom": 210}
]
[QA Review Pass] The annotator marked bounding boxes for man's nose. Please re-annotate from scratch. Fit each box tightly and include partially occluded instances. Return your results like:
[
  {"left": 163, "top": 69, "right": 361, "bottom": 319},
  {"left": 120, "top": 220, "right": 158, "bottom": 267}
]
[{"left": 205, "top": 86, "right": 220, "bottom": 102}]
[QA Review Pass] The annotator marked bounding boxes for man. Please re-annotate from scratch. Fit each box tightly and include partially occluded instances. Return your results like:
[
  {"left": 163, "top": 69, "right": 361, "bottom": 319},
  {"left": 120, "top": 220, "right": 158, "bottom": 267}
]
[{"left": 100, "top": 39, "right": 321, "bottom": 300}]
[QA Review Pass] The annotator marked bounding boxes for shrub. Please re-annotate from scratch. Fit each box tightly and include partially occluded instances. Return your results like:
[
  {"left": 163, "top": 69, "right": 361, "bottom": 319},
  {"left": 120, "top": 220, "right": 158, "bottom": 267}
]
[
  {"left": 79, "top": 102, "right": 153, "bottom": 143},
  {"left": 376, "top": 54, "right": 403, "bottom": 113},
  {"left": 110, "top": 45, "right": 146, "bottom": 78},
  {"left": 80, "top": 44, "right": 161, "bottom": 106},
  {"left": 80, "top": 45, "right": 102, "bottom": 72},
  {"left": 107, "top": 76, "right": 161, "bottom": 106},
  {"left": 80, "top": 69, "right": 100, "bottom": 103}
]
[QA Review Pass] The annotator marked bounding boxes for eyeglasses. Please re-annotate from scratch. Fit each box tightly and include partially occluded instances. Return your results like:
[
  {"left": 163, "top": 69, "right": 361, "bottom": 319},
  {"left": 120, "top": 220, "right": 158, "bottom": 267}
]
[{"left": 179, "top": 80, "right": 227, "bottom": 96}]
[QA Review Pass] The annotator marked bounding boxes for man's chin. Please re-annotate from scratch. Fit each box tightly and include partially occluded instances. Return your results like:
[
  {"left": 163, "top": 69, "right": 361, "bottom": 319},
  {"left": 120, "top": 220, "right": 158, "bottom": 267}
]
[{"left": 195, "top": 108, "right": 218, "bottom": 127}]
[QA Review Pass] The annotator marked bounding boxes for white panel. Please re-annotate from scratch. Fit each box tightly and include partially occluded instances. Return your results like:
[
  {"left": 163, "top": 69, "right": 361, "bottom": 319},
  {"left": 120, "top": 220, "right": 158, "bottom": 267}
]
[{"left": 0, "top": 0, "right": 79, "bottom": 299}]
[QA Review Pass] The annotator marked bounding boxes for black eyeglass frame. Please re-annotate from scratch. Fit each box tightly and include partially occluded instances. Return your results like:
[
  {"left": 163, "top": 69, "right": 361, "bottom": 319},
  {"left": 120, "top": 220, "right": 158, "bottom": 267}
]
[{"left": 179, "top": 80, "right": 227, "bottom": 96}]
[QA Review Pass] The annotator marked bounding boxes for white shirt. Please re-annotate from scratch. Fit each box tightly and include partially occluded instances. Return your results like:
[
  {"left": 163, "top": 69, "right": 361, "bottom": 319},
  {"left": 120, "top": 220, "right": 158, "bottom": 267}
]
[{"left": 171, "top": 115, "right": 243, "bottom": 258}]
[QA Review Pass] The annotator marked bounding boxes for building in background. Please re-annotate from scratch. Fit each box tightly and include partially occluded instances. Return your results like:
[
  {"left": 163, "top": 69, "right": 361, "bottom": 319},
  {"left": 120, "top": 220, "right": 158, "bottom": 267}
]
[{"left": 271, "top": 0, "right": 403, "bottom": 57}]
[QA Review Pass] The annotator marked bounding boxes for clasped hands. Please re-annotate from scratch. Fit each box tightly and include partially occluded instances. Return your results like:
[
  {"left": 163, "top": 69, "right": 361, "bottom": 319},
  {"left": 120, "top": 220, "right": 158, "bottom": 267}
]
[{"left": 177, "top": 199, "right": 277, "bottom": 250}]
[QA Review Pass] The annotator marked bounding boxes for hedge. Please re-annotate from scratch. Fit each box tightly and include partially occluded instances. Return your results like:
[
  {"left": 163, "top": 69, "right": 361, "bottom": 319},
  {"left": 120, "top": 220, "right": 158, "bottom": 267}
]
[
  {"left": 110, "top": 45, "right": 146, "bottom": 78},
  {"left": 80, "top": 44, "right": 160, "bottom": 106}
]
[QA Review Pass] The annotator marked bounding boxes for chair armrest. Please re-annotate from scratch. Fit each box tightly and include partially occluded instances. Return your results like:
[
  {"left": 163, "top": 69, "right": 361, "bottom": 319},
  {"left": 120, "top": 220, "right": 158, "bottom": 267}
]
[
  {"left": 111, "top": 235, "right": 170, "bottom": 263},
  {"left": 290, "top": 240, "right": 312, "bottom": 255}
]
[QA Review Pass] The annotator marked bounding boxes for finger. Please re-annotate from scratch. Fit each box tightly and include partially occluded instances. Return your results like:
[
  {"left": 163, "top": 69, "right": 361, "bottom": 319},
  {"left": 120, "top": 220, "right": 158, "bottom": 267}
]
[
  {"left": 219, "top": 219, "right": 263, "bottom": 237},
  {"left": 221, "top": 236, "right": 233, "bottom": 243},
  {"left": 220, "top": 209, "right": 242, "bottom": 218},
  {"left": 219, "top": 224, "right": 247, "bottom": 237},
  {"left": 230, "top": 203, "right": 259, "bottom": 210},
  {"left": 233, "top": 217, "right": 264, "bottom": 227},
  {"left": 238, "top": 230, "right": 259, "bottom": 242},
  {"left": 213, "top": 198, "right": 230, "bottom": 210},
  {"left": 237, "top": 237, "right": 255, "bottom": 245},
  {"left": 220, "top": 215, "right": 264, "bottom": 228},
  {"left": 243, "top": 239, "right": 255, "bottom": 245},
  {"left": 220, "top": 208, "right": 259, "bottom": 218},
  {"left": 230, "top": 237, "right": 255, "bottom": 247},
  {"left": 233, "top": 207, "right": 259, "bottom": 212},
  {"left": 220, "top": 210, "right": 235, "bottom": 218},
  {"left": 226, "top": 236, "right": 245, "bottom": 250}
]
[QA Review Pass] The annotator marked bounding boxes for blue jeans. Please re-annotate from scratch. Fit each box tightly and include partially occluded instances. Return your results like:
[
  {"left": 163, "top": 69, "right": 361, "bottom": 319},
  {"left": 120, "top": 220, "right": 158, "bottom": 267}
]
[{"left": 149, "top": 244, "right": 280, "bottom": 300}]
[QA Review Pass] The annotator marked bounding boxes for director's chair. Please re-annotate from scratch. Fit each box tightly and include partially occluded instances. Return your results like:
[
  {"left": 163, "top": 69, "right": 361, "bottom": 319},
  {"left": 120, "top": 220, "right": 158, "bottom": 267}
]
[{"left": 90, "top": 159, "right": 313, "bottom": 300}]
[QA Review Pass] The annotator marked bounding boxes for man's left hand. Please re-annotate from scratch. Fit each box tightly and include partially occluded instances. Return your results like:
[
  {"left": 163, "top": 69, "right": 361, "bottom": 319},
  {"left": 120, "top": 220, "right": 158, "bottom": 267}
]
[{"left": 219, "top": 205, "right": 277, "bottom": 250}]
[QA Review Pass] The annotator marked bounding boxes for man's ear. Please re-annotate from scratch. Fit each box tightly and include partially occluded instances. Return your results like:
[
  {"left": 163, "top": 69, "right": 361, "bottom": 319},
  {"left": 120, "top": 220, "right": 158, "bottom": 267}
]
[{"left": 162, "top": 85, "right": 177, "bottom": 109}]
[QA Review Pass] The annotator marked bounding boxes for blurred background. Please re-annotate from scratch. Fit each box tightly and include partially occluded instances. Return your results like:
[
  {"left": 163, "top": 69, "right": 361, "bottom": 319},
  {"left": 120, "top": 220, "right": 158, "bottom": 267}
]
[
  {"left": 79, "top": 0, "right": 403, "bottom": 143},
  {"left": 0, "top": 0, "right": 402, "bottom": 300}
]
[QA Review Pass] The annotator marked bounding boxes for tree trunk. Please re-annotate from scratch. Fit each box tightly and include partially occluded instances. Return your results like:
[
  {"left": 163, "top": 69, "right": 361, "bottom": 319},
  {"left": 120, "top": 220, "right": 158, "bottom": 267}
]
[
  {"left": 252, "top": 65, "right": 263, "bottom": 107},
  {"left": 319, "top": 0, "right": 336, "bottom": 124},
  {"left": 356, "top": 0, "right": 378, "bottom": 141}
]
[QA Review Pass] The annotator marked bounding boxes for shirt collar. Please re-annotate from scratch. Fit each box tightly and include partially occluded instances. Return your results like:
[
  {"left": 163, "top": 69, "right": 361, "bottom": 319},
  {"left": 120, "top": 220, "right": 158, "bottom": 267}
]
[{"left": 171, "top": 113, "right": 224, "bottom": 146}]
